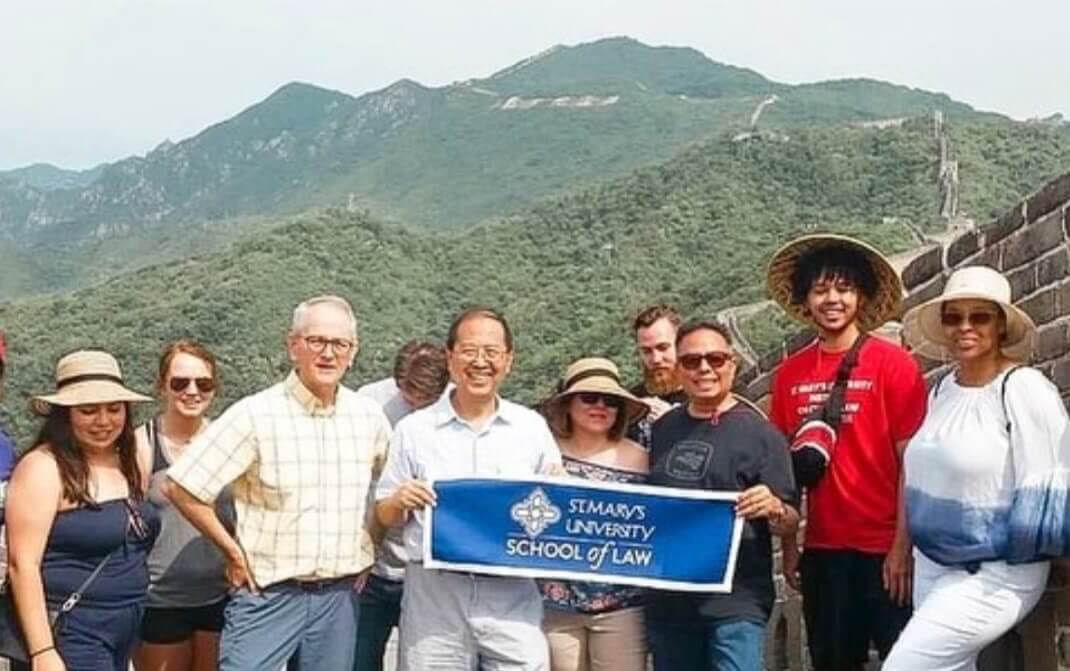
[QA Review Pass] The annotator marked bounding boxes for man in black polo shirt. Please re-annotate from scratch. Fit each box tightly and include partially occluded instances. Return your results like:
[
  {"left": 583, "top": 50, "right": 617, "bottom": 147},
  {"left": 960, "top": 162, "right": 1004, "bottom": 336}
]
[{"left": 647, "top": 319, "right": 799, "bottom": 671}]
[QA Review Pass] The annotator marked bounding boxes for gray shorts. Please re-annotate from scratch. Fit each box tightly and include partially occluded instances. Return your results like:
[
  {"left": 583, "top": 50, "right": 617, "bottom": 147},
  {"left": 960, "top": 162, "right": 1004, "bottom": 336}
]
[{"left": 399, "top": 563, "right": 548, "bottom": 671}]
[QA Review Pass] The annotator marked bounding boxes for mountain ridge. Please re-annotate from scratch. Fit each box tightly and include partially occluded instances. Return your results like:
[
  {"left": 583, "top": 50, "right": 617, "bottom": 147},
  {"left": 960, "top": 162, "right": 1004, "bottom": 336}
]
[
  {"left": 5, "top": 118, "right": 1070, "bottom": 442},
  {"left": 0, "top": 36, "right": 1008, "bottom": 300}
]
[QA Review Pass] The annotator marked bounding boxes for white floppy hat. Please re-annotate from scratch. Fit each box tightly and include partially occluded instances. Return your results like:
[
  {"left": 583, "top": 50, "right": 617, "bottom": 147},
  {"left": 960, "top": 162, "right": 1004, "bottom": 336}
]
[
  {"left": 902, "top": 266, "right": 1036, "bottom": 361},
  {"left": 32, "top": 350, "right": 152, "bottom": 415}
]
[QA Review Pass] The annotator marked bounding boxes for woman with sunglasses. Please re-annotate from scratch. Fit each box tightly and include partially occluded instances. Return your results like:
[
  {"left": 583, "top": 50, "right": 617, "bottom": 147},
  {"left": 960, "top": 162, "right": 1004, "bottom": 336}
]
[
  {"left": 538, "top": 357, "right": 651, "bottom": 671},
  {"left": 884, "top": 267, "right": 1070, "bottom": 671},
  {"left": 133, "top": 340, "right": 232, "bottom": 671},
  {"left": 5, "top": 350, "right": 159, "bottom": 671}
]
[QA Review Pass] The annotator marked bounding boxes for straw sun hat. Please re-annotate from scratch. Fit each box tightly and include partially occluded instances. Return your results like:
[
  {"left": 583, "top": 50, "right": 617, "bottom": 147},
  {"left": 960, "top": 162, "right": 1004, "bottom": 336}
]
[
  {"left": 547, "top": 357, "right": 649, "bottom": 426},
  {"left": 766, "top": 234, "right": 904, "bottom": 332},
  {"left": 903, "top": 266, "right": 1037, "bottom": 362},
  {"left": 32, "top": 350, "right": 152, "bottom": 415}
]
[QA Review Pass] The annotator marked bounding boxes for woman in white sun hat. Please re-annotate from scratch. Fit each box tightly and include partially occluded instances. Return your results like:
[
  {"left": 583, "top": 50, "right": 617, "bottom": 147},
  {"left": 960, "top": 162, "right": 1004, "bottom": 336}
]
[
  {"left": 884, "top": 266, "right": 1070, "bottom": 671},
  {"left": 5, "top": 350, "right": 159, "bottom": 671}
]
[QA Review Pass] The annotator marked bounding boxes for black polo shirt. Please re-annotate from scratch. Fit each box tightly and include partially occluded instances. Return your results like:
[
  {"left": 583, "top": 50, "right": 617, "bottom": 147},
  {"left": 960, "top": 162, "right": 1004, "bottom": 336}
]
[{"left": 647, "top": 402, "right": 798, "bottom": 624}]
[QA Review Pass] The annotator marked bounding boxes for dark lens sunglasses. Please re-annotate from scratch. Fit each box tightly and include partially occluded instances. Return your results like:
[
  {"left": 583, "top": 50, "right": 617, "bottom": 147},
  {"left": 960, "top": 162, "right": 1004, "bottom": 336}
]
[
  {"left": 576, "top": 392, "right": 624, "bottom": 409},
  {"left": 168, "top": 377, "right": 216, "bottom": 393},
  {"left": 679, "top": 351, "right": 733, "bottom": 371},
  {"left": 940, "top": 311, "right": 998, "bottom": 327}
]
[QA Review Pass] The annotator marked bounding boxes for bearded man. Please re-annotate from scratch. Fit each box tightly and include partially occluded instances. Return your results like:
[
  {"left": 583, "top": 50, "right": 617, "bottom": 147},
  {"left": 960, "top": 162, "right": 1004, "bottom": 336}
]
[{"left": 627, "top": 304, "right": 687, "bottom": 449}]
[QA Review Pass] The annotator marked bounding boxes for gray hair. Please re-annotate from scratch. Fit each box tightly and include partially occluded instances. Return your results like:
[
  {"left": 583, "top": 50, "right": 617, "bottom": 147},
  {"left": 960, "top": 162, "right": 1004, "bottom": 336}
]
[{"left": 290, "top": 295, "right": 358, "bottom": 341}]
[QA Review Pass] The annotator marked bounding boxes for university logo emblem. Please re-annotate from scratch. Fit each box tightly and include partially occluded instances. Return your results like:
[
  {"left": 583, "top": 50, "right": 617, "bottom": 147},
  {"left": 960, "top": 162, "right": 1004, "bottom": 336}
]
[{"left": 510, "top": 487, "right": 561, "bottom": 538}]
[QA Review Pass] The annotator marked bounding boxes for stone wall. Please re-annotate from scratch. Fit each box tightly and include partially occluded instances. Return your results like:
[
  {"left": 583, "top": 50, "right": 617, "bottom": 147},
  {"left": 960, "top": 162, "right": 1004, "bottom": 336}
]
[{"left": 747, "top": 170, "right": 1070, "bottom": 670}]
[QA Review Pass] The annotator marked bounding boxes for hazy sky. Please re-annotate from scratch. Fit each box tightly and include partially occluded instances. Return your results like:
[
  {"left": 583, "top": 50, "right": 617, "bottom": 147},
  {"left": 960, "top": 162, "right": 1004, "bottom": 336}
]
[{"left": 2, "top": 0, "right": 1067, "bottom": 170}]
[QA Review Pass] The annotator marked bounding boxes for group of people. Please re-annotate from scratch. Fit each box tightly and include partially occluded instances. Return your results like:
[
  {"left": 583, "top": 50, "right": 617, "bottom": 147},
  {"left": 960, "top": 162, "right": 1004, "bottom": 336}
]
[{"left": 0, "top": 233, "right": 1067, "bottom": 671}]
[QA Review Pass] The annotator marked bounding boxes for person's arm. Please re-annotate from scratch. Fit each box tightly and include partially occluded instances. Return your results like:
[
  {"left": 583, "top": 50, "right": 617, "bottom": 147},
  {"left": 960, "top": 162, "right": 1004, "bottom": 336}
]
[
  {"left": 883, "top": 438, "right": 913, "bottom": 606},
  {"left": 375, "top": 424, "right": 435, "bottom": 528},
  {"left": 737, "top": 424, "right": 800, "bottom": 531},
  {"left": 165, "top": 400, "right": 258, "bottom": 590},
  {"left": 881, "top": 349, "right": 927, "bottom": 605},
  {"left": 6, "top": 449, "right": 67, "bottom": 668},
  {"left": 1004, "top": 368, "right": 1070, "bottom": 561},
  {"left": 364, "top": 411, "right": 393, "bottom": 546},
  {"left": 533, "top": 416, "right": 564, "bottom": 476},
  {"left": 163, "top": 479, "right": 255, "bottom": 591}
]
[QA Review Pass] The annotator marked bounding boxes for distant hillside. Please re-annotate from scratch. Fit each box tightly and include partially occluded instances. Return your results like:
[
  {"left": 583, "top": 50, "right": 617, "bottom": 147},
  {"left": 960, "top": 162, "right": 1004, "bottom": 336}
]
[
  {"left": 0, "top": 36, "right": 1006, "bottom": 300},
  {"left": 10, "top": 119, "right": 1068, "bottom": 442},
  {"left": 0, "top": 163, "right": 106, "bottom": 191}
]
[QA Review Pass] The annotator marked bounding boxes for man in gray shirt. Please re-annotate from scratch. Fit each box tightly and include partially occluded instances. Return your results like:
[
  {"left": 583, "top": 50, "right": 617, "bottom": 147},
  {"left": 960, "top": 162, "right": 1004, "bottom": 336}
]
[{"left": 355, "top": 340, "right": 449, "bottom": 671}]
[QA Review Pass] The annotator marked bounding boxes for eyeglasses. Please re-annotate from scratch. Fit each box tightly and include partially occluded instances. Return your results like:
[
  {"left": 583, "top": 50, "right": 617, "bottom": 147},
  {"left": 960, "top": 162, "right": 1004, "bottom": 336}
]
[
  {"left": 454, "top": 346, "right": 507, "bottom": 363},
  {"left": 940, "top": 311, "right": 998, "bottom": 327},
  {"left": 124, "top": 498, "right": 150, "bottom": 542},
  {"left": 678, "top": 351, "right": 734, "bottom": 371},
  {"left": 168, "top": 377, "right": 216, "bottom": 394},
  {"left": 576, "top": 392, "right": 624, "bottom": 409},
  {"left": 302, "top": 336, "right": 355, "bottom": 355}
]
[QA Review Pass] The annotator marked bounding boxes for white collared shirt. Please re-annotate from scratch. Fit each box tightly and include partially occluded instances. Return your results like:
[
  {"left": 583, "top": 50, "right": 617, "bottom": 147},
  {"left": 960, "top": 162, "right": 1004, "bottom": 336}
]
[{"left": 375, "top": 391, "right": 561, "bottom": 562}]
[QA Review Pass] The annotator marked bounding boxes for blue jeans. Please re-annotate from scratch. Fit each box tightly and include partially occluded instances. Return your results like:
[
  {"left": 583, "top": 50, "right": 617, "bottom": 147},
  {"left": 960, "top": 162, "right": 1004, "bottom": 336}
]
[
  {"left": 353, "top": 574, "right": 402, "bottom": 671},
  {"left": 219, "top": 580, "right": 358, "bottom": 671},
  {"left": 648, "top": 618, "right": 765, "bottom": 671}
]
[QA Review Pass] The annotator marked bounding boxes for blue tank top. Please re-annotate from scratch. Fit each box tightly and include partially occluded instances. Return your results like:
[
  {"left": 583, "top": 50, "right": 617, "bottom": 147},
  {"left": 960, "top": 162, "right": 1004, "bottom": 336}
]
[{"left": 42, "top": 499, "right": 160, "bottom": 609}]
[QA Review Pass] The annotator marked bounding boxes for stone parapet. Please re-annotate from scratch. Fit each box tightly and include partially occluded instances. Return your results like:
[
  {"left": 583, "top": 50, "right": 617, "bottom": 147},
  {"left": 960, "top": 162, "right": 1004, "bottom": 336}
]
[{"left": 745, "top": 170, "right": 1070, "bottom": 670}]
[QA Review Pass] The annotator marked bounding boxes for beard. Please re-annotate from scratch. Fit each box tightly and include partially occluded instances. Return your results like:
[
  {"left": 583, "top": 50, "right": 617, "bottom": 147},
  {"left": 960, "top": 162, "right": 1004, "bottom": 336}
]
[{"left": 643, "top": 366, "right": 680, "bottom": 397}]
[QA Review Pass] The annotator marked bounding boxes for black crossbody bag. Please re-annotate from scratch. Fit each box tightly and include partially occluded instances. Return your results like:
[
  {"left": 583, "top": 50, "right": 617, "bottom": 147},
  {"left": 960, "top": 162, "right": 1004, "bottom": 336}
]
[
  {"left": 789, "top": 334, "right": 869, "bottom": 488},
  {"left": 0, "top": 550, "right": 114, "bottom": 662}
]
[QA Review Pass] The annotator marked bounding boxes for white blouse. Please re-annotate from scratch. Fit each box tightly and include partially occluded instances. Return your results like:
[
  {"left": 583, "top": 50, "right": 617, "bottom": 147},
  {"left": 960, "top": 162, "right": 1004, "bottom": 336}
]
[{"left": 904, "top": 366, "right": 1070, "bottom": 566}]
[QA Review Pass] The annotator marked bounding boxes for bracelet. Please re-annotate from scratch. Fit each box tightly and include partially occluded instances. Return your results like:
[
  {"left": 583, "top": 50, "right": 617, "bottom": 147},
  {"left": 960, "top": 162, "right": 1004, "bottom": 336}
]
[{"left": 30, "top": 645, "right": 55, "bottom": 658}]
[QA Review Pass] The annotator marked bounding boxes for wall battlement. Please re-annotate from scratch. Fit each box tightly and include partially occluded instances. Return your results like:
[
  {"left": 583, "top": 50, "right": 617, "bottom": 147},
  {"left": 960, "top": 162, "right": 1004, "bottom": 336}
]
[{"left": 753, "top": 170, "right": 1070, "bottom": 670}]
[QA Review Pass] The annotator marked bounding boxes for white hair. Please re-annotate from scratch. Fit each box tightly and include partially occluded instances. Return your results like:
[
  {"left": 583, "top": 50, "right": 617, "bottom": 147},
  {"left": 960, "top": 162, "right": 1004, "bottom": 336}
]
[{"left": 290, "top": 295, "right": 358, "bottom": 341}]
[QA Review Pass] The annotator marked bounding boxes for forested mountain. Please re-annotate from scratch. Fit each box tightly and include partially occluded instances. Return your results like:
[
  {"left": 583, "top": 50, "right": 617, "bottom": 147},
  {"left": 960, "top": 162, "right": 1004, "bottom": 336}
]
[
  {"left": 4, "top": 118, "right": 1069, "bottom": 442},
  {"left": 0, "top": 37, "right": 1004, "bottom": 300}
]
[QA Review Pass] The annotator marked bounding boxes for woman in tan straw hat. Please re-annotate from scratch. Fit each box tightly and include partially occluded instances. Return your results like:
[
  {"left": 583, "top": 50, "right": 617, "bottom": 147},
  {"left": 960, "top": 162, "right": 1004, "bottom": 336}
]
[
  {"left": 539, "top": 356, "right": 650, "bottom": 671},
  {"left": 5, "top": 350, "right": 159, "bottom": 671},
  {"left": 885, "top": 266, "right": 1070, "bottom": 671}
]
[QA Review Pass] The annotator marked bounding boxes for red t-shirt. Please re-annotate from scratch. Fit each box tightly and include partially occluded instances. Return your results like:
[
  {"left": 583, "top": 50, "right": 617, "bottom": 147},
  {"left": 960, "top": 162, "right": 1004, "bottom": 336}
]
[{"left": 770, "top": 336, "right": 927, "bottom": 554}]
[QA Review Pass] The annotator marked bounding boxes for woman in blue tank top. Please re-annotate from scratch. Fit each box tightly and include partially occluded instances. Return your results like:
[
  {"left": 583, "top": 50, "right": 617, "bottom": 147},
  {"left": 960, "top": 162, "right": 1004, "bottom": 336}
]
[{"left": 5, "top": 350, "right": 160, "bottom": 671}]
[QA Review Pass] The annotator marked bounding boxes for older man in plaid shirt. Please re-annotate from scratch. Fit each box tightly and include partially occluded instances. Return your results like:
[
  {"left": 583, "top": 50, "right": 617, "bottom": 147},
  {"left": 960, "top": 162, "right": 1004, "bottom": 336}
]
[{"left": 167, "top": 295, "right": 392, "bottom": 670}]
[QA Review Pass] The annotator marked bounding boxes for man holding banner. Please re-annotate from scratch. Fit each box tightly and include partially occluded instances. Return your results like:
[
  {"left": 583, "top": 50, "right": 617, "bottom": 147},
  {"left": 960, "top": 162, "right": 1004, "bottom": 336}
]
[
  {"left": 646, "top": 320, "right": 799, "bottom": 671},
  {"left": 375, "top": 307, "right": 562, "bottom": 671}
]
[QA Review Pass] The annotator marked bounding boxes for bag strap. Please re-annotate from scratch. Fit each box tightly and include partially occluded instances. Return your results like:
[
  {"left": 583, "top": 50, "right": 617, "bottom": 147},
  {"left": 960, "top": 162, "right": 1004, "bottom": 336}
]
[
  {"left": 822, "top": 334, "right": 869, "bottom": 430},
  {"left": 1000, "top": 365, "right": 1023, "bottom": 435},
  {"left": 56, "top": 549, "right": 115, "bottom": 615},
  {"left": 148, "top": 416, "right": 168, "bottom": 473}
]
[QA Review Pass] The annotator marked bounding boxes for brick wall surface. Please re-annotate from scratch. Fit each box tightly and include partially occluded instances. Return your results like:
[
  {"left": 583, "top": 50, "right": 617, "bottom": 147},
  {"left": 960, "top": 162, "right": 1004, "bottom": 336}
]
[{"left": 747, "top": 171, "right": 1070, "bottom": 670}]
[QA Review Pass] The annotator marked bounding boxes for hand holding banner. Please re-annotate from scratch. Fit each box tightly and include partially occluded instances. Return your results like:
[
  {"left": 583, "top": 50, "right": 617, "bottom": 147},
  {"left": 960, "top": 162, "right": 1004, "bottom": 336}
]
[{"left": 424, "top": 476, "right": 744, "bottom": 592}]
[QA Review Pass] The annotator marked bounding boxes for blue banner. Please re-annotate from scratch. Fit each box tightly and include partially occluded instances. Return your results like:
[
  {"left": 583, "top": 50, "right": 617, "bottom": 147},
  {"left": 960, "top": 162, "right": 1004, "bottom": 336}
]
[{"left": 424, "top": 476, "right": 743, "bottom": 592}]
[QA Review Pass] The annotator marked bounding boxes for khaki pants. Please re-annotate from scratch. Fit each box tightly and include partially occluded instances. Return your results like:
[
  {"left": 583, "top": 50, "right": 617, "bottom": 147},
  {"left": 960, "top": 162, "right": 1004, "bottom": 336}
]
[
  {"left": 543, "top": 607, "right": 646, "bottom": 671},
  {"left": 400, "top": 564, "right": 548, "bottom": 671}
]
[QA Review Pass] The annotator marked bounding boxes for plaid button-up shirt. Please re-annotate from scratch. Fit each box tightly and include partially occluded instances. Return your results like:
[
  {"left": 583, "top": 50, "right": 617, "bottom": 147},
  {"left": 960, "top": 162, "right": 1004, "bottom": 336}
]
[{"left": 169, "top": 371, "right": 391, "bottom": 587}]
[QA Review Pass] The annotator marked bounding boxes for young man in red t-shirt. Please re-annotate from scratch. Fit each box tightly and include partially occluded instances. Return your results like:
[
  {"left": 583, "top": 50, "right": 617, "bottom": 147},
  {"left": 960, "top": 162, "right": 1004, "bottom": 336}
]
[{"left": 766, "top": 235, "right": 927, "bottom": 671}]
